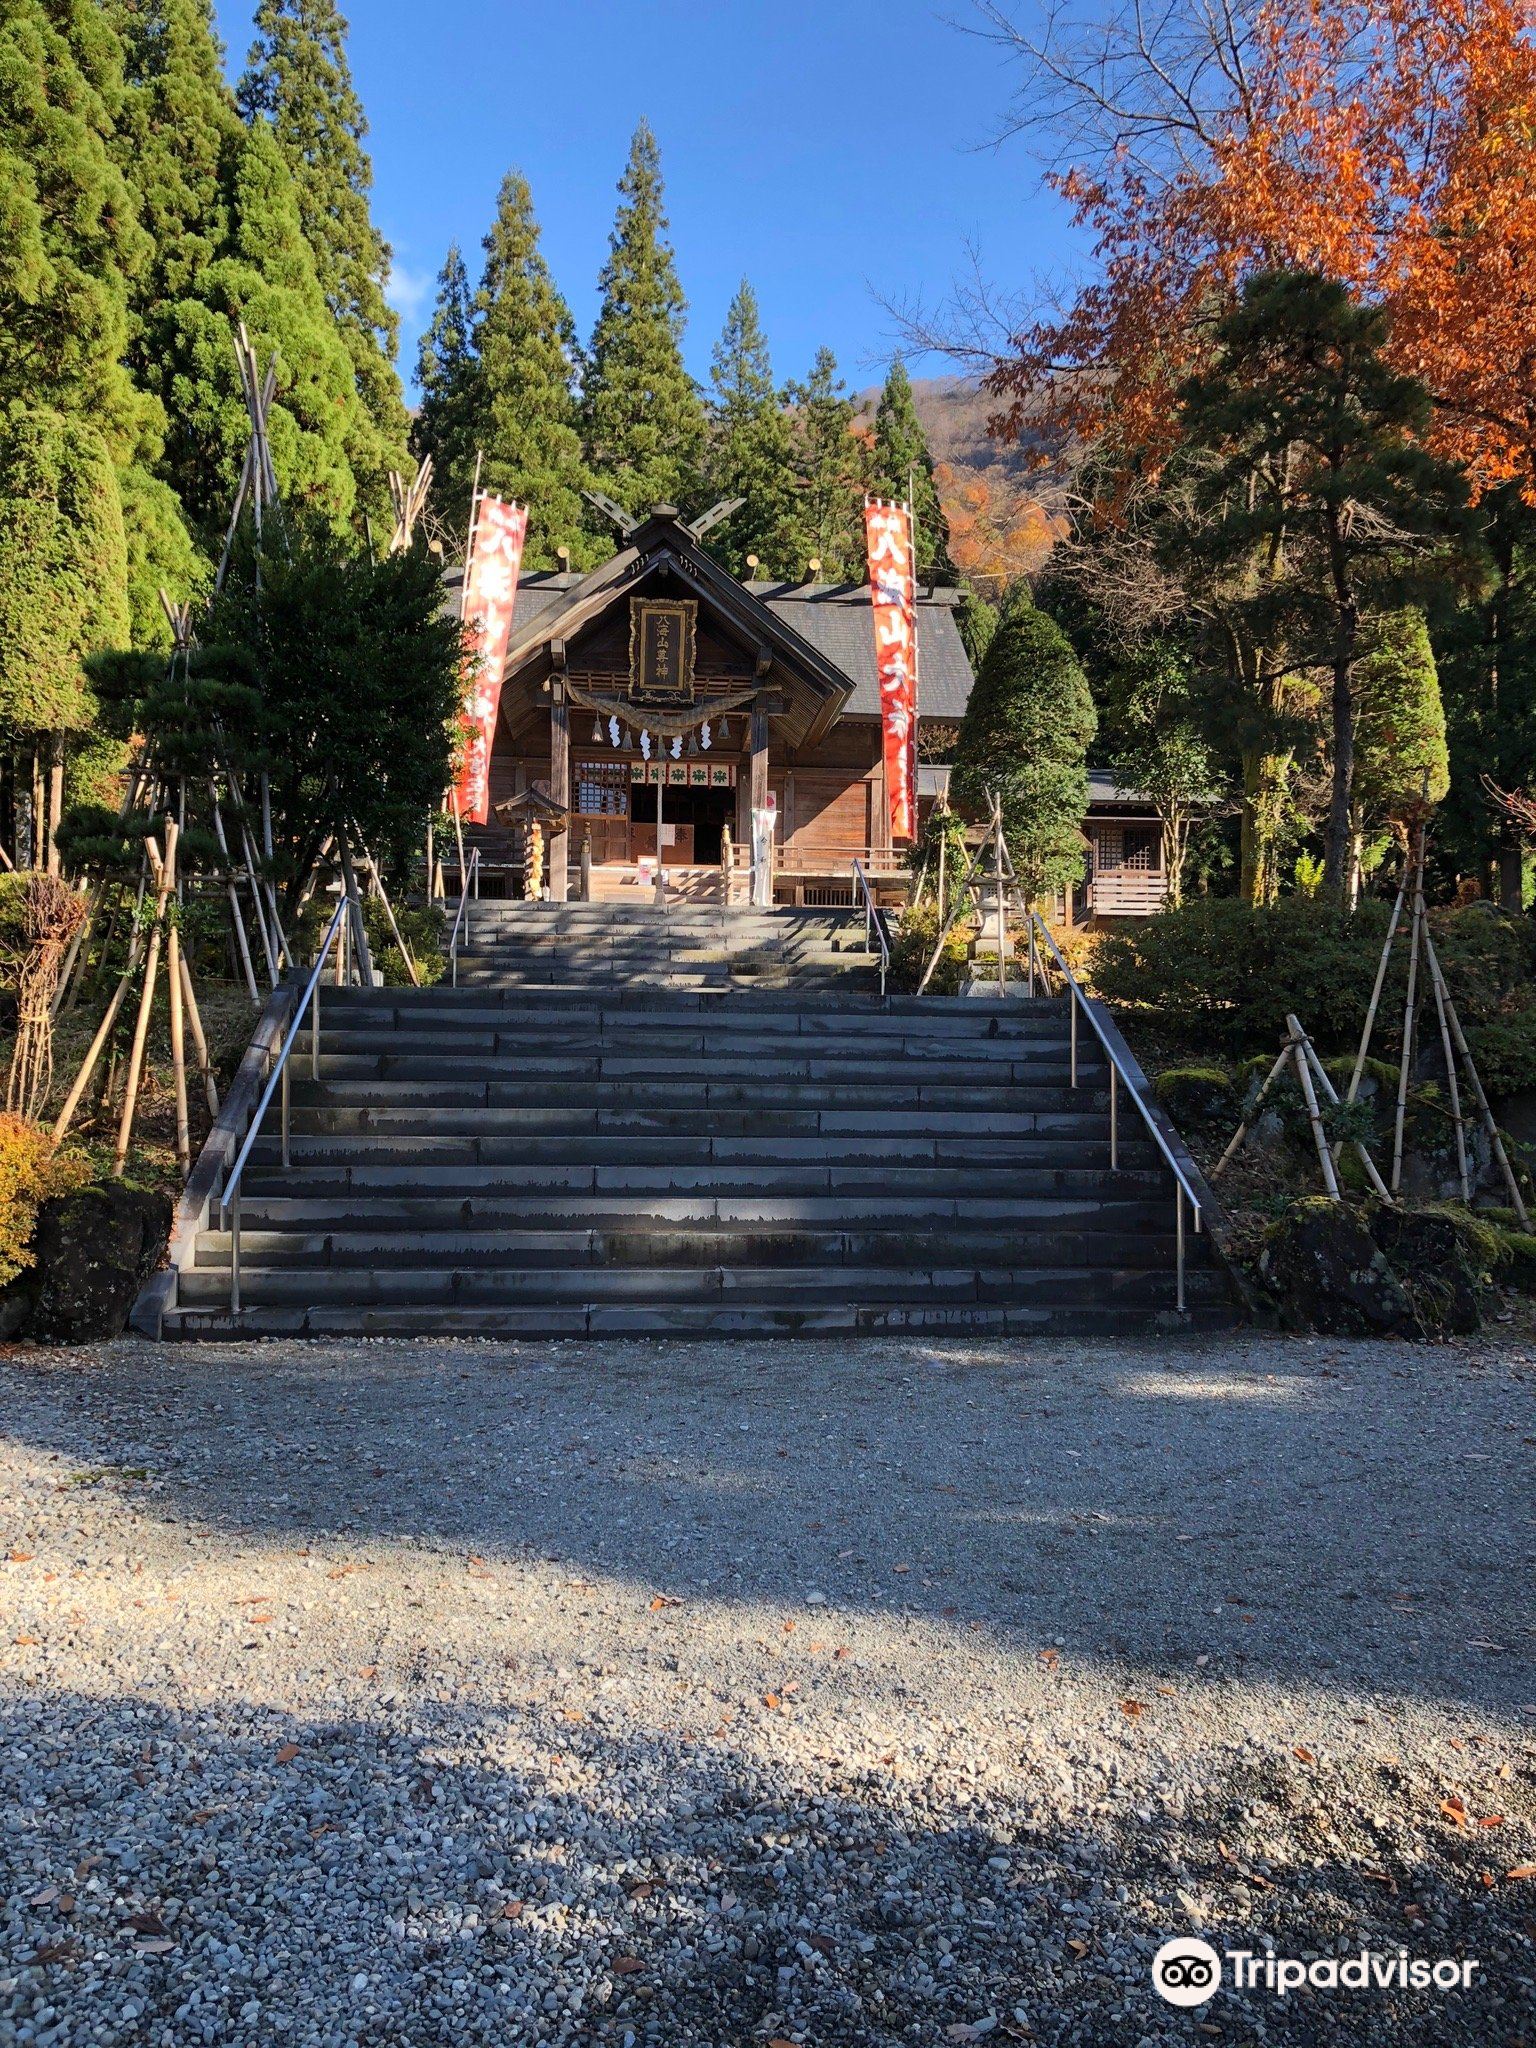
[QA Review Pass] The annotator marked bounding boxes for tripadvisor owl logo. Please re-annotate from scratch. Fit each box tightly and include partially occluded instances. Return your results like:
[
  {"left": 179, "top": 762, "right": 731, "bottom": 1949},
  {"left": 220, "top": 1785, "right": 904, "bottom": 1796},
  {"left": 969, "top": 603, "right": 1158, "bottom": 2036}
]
[{"left": 1152, "top": 1936, "right": 1222, "bottom": 2007}]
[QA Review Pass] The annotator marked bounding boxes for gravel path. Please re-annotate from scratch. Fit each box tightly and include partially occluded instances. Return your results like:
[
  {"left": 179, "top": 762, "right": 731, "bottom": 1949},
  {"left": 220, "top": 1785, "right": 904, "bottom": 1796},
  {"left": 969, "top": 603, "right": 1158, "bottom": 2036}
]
[{"left": 1, "top": 1330, "right": 1533, "bottom": 2048}]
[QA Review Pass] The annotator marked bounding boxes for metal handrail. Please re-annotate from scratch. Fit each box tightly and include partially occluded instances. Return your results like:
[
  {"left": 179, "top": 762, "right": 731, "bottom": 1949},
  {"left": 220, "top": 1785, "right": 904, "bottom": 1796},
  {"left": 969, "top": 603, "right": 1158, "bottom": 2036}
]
[
  {"left": 448, "top": 847, "right": 481, "bottom": 987},
  {"left": 850, "top": 858, "right": 890, "bottom": 997},
  {"left": 1024, "top": 908, "right": 1205, "bottom": 1314},
  {"left": 220, "top": 892, "right": 350, "bottom": 1312}
]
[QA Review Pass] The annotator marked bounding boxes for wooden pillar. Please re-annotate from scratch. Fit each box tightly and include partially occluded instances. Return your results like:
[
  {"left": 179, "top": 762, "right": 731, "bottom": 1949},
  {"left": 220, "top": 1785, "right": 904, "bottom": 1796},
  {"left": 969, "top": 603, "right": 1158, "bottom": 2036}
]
[
  {"left": 750, "top": 699, "right": 770, "bottom": 905},
  {"left": 871, "top": 752, "right": 892, "bottom": 868},
  {"left": 548, "top": 681, "right": 570, "bottom": 903}
]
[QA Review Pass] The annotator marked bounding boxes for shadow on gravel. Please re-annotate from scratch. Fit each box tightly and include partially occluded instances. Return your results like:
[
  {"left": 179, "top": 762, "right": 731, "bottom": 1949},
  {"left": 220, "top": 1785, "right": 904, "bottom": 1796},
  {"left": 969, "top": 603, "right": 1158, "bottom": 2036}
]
[
  {"left": 3, "top": 1334, "right": 1530, "bottom": 1719},
  {"left": 3, "top": 1687, "right": 1529, "bottom": 2048}
]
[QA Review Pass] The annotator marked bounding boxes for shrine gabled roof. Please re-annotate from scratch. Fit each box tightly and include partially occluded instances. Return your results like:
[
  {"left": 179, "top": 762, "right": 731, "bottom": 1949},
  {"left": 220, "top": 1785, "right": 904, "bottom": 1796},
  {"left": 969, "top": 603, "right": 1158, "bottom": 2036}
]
[{"left": 445, "top": 507, "right": 977, "bottom": 734}]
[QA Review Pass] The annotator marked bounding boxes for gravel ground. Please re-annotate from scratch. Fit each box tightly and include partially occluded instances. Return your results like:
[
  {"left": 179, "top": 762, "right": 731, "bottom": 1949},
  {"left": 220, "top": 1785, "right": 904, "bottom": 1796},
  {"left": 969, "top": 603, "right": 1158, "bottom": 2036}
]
[{"left": 1, "top": 1330, "right": 1533, "bottom": 2048}]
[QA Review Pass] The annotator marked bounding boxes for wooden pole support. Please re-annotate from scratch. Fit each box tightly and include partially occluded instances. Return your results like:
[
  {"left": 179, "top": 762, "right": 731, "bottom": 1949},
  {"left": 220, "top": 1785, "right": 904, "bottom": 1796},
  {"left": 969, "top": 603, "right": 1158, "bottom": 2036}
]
[{"left": 113, "top": 823, "right": 177, "bottom": 1178}]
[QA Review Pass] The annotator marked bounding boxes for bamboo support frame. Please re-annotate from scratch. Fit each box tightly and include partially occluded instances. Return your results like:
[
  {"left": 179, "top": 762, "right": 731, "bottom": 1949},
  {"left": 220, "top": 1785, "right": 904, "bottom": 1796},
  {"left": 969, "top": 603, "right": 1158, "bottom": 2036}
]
[
  {"left": 1286, "top": 1014, "right": 1342, "bottom": 1200},
  {"left": 112, "top": 824, "right": 178, "bottom": 1177}
]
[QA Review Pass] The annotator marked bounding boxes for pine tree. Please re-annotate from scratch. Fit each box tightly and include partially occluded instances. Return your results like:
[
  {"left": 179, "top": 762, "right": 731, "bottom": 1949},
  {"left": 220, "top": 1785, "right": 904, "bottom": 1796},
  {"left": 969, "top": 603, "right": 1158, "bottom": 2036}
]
[
  {"left": 411, "top": 244, "right": 479, "bottom": 519},
  {"left": 706, "top": 280, "right": 799, "bottom": 577},
  {"left": 1173, "top": 270, "right": 1483, "bottom": 903},
  {"left": 471, "top": 173, "right": 594, "bottom": 568},
  {"left": 870, "top": 357, "right": 954, "bottom": 582},
  {"left": 582, "top": 120, "right": 706, "bottom": 515},
  {"left": 785, "top": 348, "right": 866, "bottom": 582},
  {"left": 237, "top": 0, "right": 410, "bottom": 516},
  {"left": 951, "top": 600, "right": 1097, "bottom": 901}
]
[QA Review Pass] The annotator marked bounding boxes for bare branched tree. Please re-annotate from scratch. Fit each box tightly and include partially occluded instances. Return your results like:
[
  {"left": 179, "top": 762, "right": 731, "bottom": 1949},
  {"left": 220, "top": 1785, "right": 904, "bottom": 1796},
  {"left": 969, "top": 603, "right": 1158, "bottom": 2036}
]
[{"left": 960, "top": 0, "right": 1261, "bottom": 188}]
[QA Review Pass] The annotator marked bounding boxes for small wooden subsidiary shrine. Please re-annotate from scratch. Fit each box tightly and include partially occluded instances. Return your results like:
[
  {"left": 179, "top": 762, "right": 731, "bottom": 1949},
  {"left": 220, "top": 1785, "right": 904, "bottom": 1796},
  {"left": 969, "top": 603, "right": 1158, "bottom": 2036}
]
[{"left": 454, "top": 504, "right": 974, "bottom": 903}]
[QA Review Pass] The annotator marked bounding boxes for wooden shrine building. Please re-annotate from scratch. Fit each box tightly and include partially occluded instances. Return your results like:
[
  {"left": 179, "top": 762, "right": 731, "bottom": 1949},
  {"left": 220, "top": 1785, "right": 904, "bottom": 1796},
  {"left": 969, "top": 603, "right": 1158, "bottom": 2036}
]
[
  {"left": 456, "top": 503, "right": 974, "bottom": 903},
  {"left": 451, "top": 501, "right": 1178, "bottom": 917}
]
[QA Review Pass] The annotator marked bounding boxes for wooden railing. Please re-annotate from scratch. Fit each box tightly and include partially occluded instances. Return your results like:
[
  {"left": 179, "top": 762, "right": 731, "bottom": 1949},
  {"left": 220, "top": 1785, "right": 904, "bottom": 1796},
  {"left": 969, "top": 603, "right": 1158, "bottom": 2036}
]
[{"left": 1090, "top": 868, "right": 1167, "bottom": 917}]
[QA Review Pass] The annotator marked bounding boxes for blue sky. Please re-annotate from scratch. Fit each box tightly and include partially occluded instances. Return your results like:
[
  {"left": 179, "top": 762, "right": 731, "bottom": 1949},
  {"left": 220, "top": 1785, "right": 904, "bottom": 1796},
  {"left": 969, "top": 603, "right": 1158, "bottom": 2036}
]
[{"left": 218, "top": 0, "right": 1085, "bottom": 398}]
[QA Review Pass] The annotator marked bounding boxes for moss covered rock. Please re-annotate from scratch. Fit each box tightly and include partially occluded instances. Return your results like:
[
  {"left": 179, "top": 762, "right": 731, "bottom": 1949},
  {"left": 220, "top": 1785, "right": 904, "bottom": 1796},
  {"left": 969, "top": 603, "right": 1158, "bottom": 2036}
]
[{"left": 1258, "top": 1199, "right": 1414, "bottom": 1336}]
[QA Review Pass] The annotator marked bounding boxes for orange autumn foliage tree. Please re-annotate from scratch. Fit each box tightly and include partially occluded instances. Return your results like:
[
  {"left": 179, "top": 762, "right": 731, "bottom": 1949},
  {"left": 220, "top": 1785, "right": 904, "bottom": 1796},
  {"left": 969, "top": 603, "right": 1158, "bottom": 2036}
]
[{"left": 993, "top": 0, "right": 1536, "bottom": 495}]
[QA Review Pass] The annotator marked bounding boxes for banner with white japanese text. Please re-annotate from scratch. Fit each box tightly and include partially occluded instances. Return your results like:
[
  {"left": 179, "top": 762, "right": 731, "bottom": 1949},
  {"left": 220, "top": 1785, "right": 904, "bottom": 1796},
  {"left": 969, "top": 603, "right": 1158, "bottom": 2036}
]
[
  {"left": 455, "top": 494, "right": 529, "bottom": 824},
  {"left": 863, "top": 497, "right": 918, "bottom": 843}
]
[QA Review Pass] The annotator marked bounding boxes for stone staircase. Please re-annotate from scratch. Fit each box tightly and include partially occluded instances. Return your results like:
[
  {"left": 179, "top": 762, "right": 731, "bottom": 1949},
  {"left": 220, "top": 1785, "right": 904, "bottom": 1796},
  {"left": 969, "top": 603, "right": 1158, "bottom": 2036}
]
[
  {"left": 450, "top": 901, "right": 882, "bottom": 993},
  {"left": 158, "top": 906, "right": 1236, "bottom": 1336}
]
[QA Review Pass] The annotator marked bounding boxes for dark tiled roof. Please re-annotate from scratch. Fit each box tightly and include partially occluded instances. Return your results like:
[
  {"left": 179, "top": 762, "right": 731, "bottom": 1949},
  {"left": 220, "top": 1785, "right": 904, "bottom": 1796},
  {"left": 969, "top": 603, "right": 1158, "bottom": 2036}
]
[
  {"left": 448, "top": 566, "right": 977, "bottom": 725},
  {"left": 747, "top": 581, "right": 974, "bottom": 720},
  {"left": 1087, "top": 767, "right": 1159, "bottom": 810}
]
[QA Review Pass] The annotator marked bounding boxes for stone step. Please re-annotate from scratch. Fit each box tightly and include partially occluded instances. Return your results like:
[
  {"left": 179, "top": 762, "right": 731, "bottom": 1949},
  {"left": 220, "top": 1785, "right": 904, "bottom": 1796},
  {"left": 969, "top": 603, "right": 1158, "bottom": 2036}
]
[
  {"left": 282, "top": 1105, "right": 1109, "bottom": 1139},
  {"left": 177, "top": 1262, "right": 1231, "bottom": 1310},
  {"left": 310, "top": 997, "right": 1066, "bottom": 1037},
  {"left": 288, "top": 1079, "right": 1109, "bottom": 1115},
  {"left": 162, "top": 1299, "right": 1235, "bottom": 1338},
  {"left": 235, "top": 1158, "right": 1162, "bottom": 1197},
  {"left": 245, "top": 1132, "right": 1153, "bottom": 1171},
  {"left": 194, "top": 1222, "right": 1206, "bottom": 1271},
  {"left": 317, "top": 987, "right": 1062, "bottom": 1017},
  {"left": 227, "top": 1188, "right": 1182, "bottom": 1231},
  {"left": 303, "top": 1053, "right": 1096, "bottom": 1089},
  {"left": 297, "top": 1024, "right": 1090, "bottom": 1062}
]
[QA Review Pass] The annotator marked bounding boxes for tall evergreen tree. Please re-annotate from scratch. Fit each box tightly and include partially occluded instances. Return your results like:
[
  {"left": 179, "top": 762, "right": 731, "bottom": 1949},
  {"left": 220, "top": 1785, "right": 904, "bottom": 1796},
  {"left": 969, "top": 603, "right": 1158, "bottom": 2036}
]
[
  {"left": 951, "top": 600, "right": 1097, "bottom": 902},
  {"left": 706, "top": 279, "right": 798, "bottom": 577},
  {"left": 0, "top": 0, "right": 140, "bottom": 853},
  {"left": 1173, "top": 271, "right": 1484, "bottom": 903},
  {"left": 582, "top": 120, "right": 706, "bottom": 516},
  {"left": 785, "top": 348, "right": 866, "bottom": 582},
  {"left": 237, "top": 0, "right": 410, "bottom": 516},
  {"left": 109, "top": 0, "right": 233, "bottom": 634},
  {"left": 870, "top": 357, "right": 954, "bottom": 582},
  {"left": 471, "top": 173, "right": 594, "bottom": 567},
  {"left": 0, "top": 0, "right": 146, "bottom": 446},
  {"left": 411, "top": 244, "right": 478, "bottom": 519},
  {"left": 112, "top": 0, "right": 364, "bottom": 552}
]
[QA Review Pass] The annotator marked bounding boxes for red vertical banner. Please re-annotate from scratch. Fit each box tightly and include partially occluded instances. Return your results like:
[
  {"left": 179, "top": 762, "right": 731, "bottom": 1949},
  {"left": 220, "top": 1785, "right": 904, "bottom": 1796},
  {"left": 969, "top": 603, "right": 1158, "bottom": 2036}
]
[
  {"left": 864, "top": 497, "right": 918, "bottom": 844},
  {"left": 455, "top": 494, "right": 528, "bottom": 824}
]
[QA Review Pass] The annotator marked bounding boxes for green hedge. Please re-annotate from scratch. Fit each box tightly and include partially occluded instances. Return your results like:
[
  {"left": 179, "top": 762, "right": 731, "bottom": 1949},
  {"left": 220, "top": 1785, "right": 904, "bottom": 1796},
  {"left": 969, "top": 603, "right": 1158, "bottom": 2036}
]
[{"left": 1092, "top": 897, "right": 1536, "bottom": 1091}]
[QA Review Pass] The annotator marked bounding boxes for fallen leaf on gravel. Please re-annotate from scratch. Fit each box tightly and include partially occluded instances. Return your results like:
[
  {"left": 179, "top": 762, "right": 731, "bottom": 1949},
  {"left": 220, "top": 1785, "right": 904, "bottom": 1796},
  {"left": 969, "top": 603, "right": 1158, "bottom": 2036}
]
[
  {"left": 768, "top": 2038, "right": 799, "bottom": 2047},
  {"left": 357, "top": 1665, "right": 377, "bottom": 1680},
  {"left": 1119, "top": 1699, "right": 1144, "bottom": 1719},
  {"left": 1506, "top": 1863, "right": 1536, "bottom": 1880},
  {"left": 29, "top": 1886, "right": 58, "bottom": 1906},
  {"left": 14, "top": 1634, "right": 38, "bottom": 1645},
  {"left": 501, "top": 1900, "right": 523, "bottom": 1919},
  {"left": 807, "top": 1934, "right": 836, "bottom": 1957},
  {"left": 763, "top": 1691, "right": 782, "bottom": 1710},
  {"left": 625, "top": 1881, "right": 656, "bottom": 1901},
  {"left": 649, "top": 1595, "right": 681, "bottom": 1610},
  {"left": 1440, "top": 1796, "right": 1468, "bottom": 1829},
  {"left": 1066, "top": 1936, "right": 1091, "bottom": 1957},
  {"left": 274, "top": 1742, "right": 300, "bottom": 1765},
  {"left": 611, "top": 1955, "right": 644, "bottom": 1974},
  {"left": 29, "top": 1942, "right": 77, "bottom": 1965},
  {"left": 559, "top": 1708, "right": 585, "bottom": 1724},
  {"left": 1478, "top": 1815, "right": 1505, "bottom": 1828},
  {"left": 8, "top": 1550, "right": 34, "bottom": 1562},
  {"left": 125, "top": 1912, "right": 168, "bottom": 1936},
  {"left": 834, "top": 1646, "right": 850, "bottom": 1660},
  {"left": 1293, "top": 1747, "right": 1316, "bottom": 1764},
  {"left": 1157, "top": 1685, "right": 1176, "bottom": 1697},
  {"left": 1039, "top": 1648, "right": 1059, "bottom": 1670}
]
